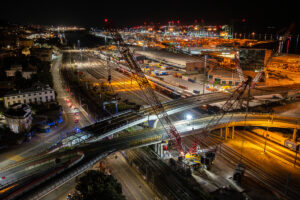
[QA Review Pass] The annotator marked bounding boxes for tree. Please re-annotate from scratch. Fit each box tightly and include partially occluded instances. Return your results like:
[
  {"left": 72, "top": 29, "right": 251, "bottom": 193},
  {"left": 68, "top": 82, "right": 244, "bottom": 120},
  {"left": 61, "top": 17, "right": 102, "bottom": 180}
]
[{"left": 70, "top": 170, "right": 125, "bottom": 200}]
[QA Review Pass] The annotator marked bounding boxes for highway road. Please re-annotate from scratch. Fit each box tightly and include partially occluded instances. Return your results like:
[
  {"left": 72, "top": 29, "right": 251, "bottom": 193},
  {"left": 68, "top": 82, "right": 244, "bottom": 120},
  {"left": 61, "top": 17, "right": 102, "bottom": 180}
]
[
  {"left": 1, "top": 112, "right": 300, "bottom": 199},
  {"left": 107, "top": 152, "right": 157, "bottom": 200},
  {"left": 0, "top": 53, "right": 92, "bottom": 168}
]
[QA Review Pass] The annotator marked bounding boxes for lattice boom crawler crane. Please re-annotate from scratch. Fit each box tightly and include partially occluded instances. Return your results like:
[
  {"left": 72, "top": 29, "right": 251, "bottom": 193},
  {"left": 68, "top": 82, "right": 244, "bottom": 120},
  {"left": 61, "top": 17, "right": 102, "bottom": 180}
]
[
  {"left": 106, "top": 20, "right": 257, "bottom": 158},
  {"left": 107, "top": 23, "right": 187, "bottom": 155}
]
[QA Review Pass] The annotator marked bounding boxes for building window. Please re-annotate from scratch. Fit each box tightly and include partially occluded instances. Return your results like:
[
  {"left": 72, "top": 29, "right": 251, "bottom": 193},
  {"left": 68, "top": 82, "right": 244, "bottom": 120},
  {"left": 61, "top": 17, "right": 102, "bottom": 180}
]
[
  {"left": 34, "top": 98, "right": 37, "bottom": 102},
  {"left": 7, "top": 97, "right": 10, "bottom": 100},
  {"left": 28, "top": 94, "right": 31, "bottom": 96},
  {"left": 18, "top": 96, "right": 20, "bottom": 98},
  {"left": 39, "top": 93, "right": 42, "bottom": 95},
  {"left": 45, "top": 92, "right": 47, "bottom": 94},
  {"left": 8, "top": 102, "right": 10, "bottom": 106},
  {"left": 40, "top": 97, "right": 42, "bottom": 101},
  {"left": 222, "top": 81, "right": 226, "bottom": 85},
  {"left": 50, "top": 91, "right": 53, "bottom": 93},
  {"left": 235, "top": 82, "right": 239, "bottom": 86},
  {"left": 34, "top": 93, "right": 37, "bottom": 96},
  {"left": 12, "top": 97, "right": 15, "bottom": 99},
  {"left": 24, "top": 100, "right": 26, "bottom": 104},
  {"left": 229, "top": 81, "right": 232, "bottom": 85},
  {"left": 29, "top": 99, "right": 32, "bottom": 103},
  {"left": 23, "top": 95, "right": 25, "bottom": 97},
  {"left": 18, "top": 100, "right": 21, "bottom": 103},
  {"left": 209, "top": 75, "right": 213, "bottom": 79},
  {"left": 214, "top": 78, "right": 221, "bottom": 84},
  {"left": 13, "top": 101, "right": 16, "bottom": 104}
]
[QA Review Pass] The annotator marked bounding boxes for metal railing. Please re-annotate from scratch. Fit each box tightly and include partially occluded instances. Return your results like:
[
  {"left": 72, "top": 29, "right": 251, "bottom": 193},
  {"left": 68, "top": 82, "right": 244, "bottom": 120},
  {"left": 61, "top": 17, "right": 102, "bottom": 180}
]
[{"left": 23, "top": 150, "right": 115, "bottom": 200}]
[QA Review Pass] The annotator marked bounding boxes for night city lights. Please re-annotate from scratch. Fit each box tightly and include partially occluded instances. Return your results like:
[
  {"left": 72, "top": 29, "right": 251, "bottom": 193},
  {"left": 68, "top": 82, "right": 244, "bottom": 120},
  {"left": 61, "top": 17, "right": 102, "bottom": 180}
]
[{"left": 0, "top": 1, "right": 300, "bottom": 200}]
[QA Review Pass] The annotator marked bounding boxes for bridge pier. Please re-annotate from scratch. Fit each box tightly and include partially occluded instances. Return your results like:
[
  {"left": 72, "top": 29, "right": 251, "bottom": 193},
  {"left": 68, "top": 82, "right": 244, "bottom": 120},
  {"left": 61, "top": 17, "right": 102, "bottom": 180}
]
[
  {"left": 153, "top": 119, "right": 160, "bottom": 128},
  {"left": 225, "top": 126, "right": 229, "bottom": 140},
  {"left": 293, "top": 128, "right": 297, "bottom": 142},
  {"left": 154, "top": 142, "right": 168, "bottom": 158},
  {"left": 220, "top": 128, "right": 223, "bottom": 139}
]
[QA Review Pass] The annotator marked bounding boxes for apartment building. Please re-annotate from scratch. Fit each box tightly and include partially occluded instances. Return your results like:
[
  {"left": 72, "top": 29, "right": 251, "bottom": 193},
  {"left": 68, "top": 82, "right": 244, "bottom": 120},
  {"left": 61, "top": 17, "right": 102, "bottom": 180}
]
[{"left": 4, "top": 84, "right": 55, "bottom": 108}]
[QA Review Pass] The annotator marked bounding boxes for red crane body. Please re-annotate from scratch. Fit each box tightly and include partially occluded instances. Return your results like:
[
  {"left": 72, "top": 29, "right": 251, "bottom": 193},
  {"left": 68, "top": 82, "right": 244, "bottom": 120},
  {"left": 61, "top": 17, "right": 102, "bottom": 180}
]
[
  {"left": 108, "top": 27, "right": 186, "bottom": 154},
  {"left": 106, "top": 22, "right": 252, "bottom": 155}
]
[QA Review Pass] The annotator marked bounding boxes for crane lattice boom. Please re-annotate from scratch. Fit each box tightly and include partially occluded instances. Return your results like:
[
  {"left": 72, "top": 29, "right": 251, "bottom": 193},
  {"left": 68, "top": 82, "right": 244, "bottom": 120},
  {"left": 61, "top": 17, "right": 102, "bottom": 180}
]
[{"left": 109, "top": 28, "right": 186, "bottom": 154}]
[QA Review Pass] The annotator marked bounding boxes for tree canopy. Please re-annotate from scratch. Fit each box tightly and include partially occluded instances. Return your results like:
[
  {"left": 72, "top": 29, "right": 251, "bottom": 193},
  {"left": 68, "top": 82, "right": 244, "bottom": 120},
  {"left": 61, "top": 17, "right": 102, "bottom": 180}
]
[{"left": 71, "top": 170, "right": 126, "bottom": 200}]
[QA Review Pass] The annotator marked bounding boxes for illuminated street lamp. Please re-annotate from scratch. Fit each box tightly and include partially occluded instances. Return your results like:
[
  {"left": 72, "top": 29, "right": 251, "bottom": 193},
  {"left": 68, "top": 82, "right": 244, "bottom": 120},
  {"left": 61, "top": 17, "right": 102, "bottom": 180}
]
[
  {"left": 185, "top": 114, "right": 193, "bottom": 129},
  {"left": 185, "top": 114, "right": 193, "bottom": 120}
]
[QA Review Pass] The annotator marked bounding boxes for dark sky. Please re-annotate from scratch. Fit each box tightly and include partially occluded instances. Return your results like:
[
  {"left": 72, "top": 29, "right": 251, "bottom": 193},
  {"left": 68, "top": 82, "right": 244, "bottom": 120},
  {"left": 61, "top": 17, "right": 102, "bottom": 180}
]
[{"left": 1, "top": 0, "right": 299, "bottom": 31}]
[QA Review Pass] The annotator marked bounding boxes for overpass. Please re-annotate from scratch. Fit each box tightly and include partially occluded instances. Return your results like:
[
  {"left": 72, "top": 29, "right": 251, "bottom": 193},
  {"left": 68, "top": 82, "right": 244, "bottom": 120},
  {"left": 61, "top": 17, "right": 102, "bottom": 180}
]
[
  {"left": 1, "top": 112, "right": 300, "bottom": 200},
  {"left": 61, "top": 83, "right": 299, "bottom": 147}
]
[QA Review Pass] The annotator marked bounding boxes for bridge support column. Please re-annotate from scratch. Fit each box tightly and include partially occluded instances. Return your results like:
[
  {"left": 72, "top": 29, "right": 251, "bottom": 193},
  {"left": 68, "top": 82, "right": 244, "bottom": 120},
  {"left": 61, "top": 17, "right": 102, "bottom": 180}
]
[
  {"left": 293, "top": 128, "right": 297, "bottom": 142},
  {"left": 154, "top": 143, "right": 164, "bottom": 158},
  {"left": 225, "top": 126, "right": 229, "bottom": 140},
  {"left": 271, "top": 114, "right": 274, "bottom": 124},
  {"left": 153, "top": 119, "right": 160, "bottom": 129},
  {"left": 220, "top": 128, "right": 223, "bottom": 139},
  {"left": 158, "top": 144, "right": 162, "bottom": 157},
  {"left": 232, "top": 126, "right": 235, "bottom": 139},
  {"left": 154, "top": 143, "right": 158, "bottom": 152}
]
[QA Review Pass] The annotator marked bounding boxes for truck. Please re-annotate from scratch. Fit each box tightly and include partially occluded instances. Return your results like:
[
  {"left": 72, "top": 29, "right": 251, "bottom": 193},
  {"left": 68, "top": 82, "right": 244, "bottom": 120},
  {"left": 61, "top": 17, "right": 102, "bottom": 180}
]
[
  {"left": 161, "top": 66, "right": 172, "bottom": 70},
  {"left": 188, "top": 78, "right": 196, "bottom": 83},
  {"left": 173, "top": 72, "right": 182, "bottom": 78},
  {"left": 151, "top": 71, "right": 159, "bottom": 76},
  {"left": 159, "top": 71, "right": 168, "bottom": 75},
  {"left": 193, "top": 89, "right": 200, "bottom": 94},
  {"left": 179, "top": 85, "right": 188, "bottom": 90}
]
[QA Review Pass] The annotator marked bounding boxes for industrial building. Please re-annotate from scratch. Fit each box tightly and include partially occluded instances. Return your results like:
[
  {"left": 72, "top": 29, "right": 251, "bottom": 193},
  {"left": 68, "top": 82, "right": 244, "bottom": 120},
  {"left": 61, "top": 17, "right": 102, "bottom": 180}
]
[{"left": 208, "top": 69, "right": 240, "bottom": 86}]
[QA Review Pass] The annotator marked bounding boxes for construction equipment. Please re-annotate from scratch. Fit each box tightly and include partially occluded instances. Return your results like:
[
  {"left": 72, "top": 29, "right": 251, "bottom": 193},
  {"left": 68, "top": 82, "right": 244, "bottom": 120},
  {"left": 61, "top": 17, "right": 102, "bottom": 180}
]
[
  {"left": 186, "top": 51, "right": 254, "bottom": 155},
  {"left": 106, "top": 21, "right": 257, "bottom": 157},
  {"left": 277, "top": 23, "right": 294, "bottom": 54},
  {"left": 184, "top": 144, "right": 216, "bottom": 169},
  {"left": 106, "top": 21, "right": 186, "bottom": 155}
]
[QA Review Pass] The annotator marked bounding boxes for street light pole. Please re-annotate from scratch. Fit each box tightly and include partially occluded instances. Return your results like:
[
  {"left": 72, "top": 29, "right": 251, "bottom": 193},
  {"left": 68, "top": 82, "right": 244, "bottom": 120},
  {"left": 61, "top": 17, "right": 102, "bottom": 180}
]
[
  {"left": 203, "top": 55, "right": 207, "bottom": 94},
  {"left": 264, "top": 127, "right": 269, "bottom": 153}
]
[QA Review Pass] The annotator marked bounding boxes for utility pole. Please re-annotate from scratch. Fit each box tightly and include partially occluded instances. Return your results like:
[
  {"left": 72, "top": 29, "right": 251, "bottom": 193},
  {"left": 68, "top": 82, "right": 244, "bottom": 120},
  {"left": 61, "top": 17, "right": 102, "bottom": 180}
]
[
  {"left": 203, "top": 55, "right": 207, "bottom": 94},
  {"left": 264, "top": 127, "right": 269, "bottom": 153},
  {"left": 240, "top": 138, "right": 245, "bottom": 162}
]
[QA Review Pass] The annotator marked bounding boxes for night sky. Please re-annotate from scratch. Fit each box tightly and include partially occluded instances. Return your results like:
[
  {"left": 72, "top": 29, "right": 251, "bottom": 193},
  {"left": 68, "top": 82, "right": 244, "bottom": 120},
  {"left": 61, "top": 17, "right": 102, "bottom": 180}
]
[{"left": 1, "top": 0, "right": 299, "bottom": 32}]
